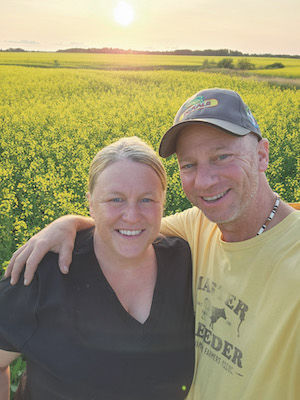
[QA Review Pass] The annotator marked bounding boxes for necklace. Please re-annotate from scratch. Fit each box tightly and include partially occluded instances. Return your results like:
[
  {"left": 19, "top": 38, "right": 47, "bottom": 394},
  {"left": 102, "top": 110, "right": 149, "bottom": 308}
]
[{"left": 257, "top": 194, "right": 280, "bottom": 235}]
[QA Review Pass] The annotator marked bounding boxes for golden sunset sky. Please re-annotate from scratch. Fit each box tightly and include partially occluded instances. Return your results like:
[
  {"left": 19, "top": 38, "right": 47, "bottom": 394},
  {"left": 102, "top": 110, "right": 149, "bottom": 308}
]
[{"left": 1, "top": 0, "right": 299, "bottom": 55}]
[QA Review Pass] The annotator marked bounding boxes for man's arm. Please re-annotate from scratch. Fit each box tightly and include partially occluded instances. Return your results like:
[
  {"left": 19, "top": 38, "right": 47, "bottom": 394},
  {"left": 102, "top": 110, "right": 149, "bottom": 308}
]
[
  {"left": 160, "top": 207, "right": 199, "bottom": 239},
  {"left": 0, "top": 350, "right": 20, "bottom": 400},
  {"left": 7, "top": 207, "right": 198, "bottom": 286},
  {"left": 5, "top": 215, "right": 94, "bottom": 285}
]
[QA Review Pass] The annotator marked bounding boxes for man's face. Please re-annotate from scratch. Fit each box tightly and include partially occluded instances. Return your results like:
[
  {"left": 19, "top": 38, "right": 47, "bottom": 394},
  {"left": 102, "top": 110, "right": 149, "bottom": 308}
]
[{"left": 176, "top": 124, "right": 268, "bottom": 226}]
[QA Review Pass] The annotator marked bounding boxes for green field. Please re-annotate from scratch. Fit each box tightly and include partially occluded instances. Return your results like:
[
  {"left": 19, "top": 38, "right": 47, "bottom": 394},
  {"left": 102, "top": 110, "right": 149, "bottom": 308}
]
[
  {"left": 0, "top": 56, "right": 299, "bottom": 397},
  {"left": 1, "top": 52, "right": 300, "bottom": 79}
]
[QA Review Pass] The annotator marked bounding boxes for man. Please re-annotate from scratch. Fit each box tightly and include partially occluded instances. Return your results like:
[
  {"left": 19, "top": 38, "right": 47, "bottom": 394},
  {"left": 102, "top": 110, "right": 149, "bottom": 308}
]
[{"left": 6, "top": 88, "right": 300, "bottom": 399}]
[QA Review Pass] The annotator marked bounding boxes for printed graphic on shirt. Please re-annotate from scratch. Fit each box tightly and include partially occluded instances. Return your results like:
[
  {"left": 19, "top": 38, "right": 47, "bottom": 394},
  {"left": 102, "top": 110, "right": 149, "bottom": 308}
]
[{"left": 195, "top": 275, "right": 249, "bottom": 377}]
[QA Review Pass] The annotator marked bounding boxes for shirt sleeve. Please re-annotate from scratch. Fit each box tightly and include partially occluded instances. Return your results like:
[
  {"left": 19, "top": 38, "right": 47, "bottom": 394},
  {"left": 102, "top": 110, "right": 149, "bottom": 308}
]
[
  {"left": 160, "top": 207, "right": 200, "bottom": 239},
  {"left": 0, "top": 274, "right": 39, "bottom": 352}
]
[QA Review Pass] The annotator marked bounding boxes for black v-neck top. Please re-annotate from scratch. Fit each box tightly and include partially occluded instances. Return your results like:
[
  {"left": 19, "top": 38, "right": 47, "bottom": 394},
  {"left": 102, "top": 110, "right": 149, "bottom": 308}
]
[{"left": 0, "top": 229, "right": 195, "bottom": 400}]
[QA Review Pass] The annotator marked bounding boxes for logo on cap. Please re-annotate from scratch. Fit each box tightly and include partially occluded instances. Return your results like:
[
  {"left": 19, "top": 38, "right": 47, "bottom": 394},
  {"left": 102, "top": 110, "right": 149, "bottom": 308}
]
[
  {"left": 245, "top": 106, "right": 259, "bottom": 129},
  {"left": 179, "top": 98, "right": 219, "bottom": 121}
]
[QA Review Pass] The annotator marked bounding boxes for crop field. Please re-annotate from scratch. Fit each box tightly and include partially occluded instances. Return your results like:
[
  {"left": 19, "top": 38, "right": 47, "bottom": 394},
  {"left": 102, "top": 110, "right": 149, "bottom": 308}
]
[
  {"left": 1, "top": 52, "right": 300, "bottom": 78},
  {"left": 0, "top": 57, "right": 299, "bottom": 396},
  {"left": 1, "top": 63, "right": 299, "bottom": 267}
]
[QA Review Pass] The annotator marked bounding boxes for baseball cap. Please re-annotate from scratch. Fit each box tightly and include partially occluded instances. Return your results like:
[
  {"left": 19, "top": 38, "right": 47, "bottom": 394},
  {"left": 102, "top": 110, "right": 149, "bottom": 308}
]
[{"left": 159, "top": 88, "right": 262, "bottom": 158}]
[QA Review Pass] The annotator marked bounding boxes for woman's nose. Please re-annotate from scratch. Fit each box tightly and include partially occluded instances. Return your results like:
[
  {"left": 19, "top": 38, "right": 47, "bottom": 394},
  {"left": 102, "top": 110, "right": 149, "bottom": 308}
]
[{"left": 122, "top": 203, "right": 141, "bottom": 223}]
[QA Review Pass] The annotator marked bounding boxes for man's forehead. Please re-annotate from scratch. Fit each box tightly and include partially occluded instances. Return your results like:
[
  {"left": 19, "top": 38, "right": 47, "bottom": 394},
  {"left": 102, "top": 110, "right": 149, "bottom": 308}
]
[
  {"left": 175, "top": 124, "right": 238, "bottom": 152},
  {"left": 179, "top": 123, "right": 236, "bottom": 138}
]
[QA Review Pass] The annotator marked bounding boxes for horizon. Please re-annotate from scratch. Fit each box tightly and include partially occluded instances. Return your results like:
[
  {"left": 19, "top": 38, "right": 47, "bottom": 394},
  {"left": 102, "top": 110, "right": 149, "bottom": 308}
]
[
  {"left": 1, "top": 0, "right": 300, "bottom": 56},
  {"left": 2, "top": 47, "right": 299, "bottom": 58}
]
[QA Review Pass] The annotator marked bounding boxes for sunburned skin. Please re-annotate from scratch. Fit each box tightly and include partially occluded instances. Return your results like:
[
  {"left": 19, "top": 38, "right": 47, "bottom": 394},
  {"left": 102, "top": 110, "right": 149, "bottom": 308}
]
[{"left": 176, "top": 125, "right": 266, "bottom": 228}]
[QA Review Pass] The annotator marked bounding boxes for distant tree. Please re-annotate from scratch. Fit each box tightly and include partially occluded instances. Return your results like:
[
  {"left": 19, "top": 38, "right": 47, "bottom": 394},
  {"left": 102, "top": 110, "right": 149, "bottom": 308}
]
[
  {"left": 5, "top": 48, "right": 25, "bottom": 52},
  {"left": 202, "top": 59, "right": 217, "bottom": 68},
  {"left": 237, "top": 59, "right": 255, "bottom": 70},
  {"left": 217, "top": 58, "right": 234, "bottom": 69},
  {"left": 265, "top": 62, "right": 285, "bottom": 69}
]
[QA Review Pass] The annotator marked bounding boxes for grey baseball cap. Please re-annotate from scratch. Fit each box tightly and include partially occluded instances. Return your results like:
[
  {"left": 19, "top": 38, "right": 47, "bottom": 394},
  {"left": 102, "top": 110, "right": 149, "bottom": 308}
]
[{"left": 159, "top": 88, "right": 262, "bottom": 158}]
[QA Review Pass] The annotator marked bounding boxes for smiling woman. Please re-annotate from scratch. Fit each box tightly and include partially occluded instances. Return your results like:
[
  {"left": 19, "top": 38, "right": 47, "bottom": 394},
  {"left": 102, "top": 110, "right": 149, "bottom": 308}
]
[
  {"left": 0, "top": 136, "right": 195, "bottom": 400},
  {"left": 114, "top": 1, "right": 134, "bottom": 26}
]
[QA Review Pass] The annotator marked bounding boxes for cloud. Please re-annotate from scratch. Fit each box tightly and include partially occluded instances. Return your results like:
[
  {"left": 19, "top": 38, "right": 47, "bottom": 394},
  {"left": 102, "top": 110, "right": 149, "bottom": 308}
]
[
  {"left": 54, "top": 41, "right": 86, "bottom": 46},
  {"left": 4, "top": 40, "right": 40, "bottom": 45}
]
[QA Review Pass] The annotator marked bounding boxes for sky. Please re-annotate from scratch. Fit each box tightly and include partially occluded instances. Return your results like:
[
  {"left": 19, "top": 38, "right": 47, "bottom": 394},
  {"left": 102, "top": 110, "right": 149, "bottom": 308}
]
[{"left": 1, "top": 0, "right": 300, "bottom": 55}]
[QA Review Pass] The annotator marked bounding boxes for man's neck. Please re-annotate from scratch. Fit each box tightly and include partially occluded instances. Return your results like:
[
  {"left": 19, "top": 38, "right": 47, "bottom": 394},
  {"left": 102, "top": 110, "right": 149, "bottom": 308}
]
[{"left": 218, "top": 190, "right": 294, "bottom": 243}]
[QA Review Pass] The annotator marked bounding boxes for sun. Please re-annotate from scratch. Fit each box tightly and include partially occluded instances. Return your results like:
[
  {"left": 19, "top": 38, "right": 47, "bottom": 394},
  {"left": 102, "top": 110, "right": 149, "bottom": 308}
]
[{"left": 114, "top": 2, "right": 134, "bottom": 26}]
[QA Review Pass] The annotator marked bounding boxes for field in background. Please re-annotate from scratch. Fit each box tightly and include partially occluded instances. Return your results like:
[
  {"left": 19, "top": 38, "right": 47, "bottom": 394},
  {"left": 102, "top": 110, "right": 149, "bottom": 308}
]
[
  {"left": 1, "top": 52, "right": 300, "bottom": 79},
  {"left": 1, "top": 58, "right": 299, "bottom": 397},
  {"left": 1, "top": 65, "right": 299, "bottom": 268}
]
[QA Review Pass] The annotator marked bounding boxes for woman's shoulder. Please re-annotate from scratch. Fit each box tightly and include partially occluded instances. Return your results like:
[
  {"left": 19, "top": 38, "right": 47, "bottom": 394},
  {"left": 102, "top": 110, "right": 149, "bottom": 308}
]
[
  {"left": 155, "top": 235, "right": 190, "bottom": 248},
  {"left": 73, "top": 227, "right": 95, "bottom": 256},
  {"left": 154, "top": 236, "right": 191, "bottom": 258}
]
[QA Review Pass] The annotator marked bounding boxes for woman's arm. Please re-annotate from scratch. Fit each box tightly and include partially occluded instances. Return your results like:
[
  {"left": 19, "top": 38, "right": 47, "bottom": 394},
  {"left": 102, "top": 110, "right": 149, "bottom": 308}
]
[
  {"left": 0, "top": 350, "right": 20, "bottom": 400},
  {"left": 5, "top": 215, "right": 94, "bottom": 285}
]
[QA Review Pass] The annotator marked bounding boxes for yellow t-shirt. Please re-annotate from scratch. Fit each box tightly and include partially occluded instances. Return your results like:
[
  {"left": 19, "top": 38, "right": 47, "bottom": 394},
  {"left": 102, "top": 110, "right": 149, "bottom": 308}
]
[{"left": 161, "top": 205, "right": 300, "bottom": 400}]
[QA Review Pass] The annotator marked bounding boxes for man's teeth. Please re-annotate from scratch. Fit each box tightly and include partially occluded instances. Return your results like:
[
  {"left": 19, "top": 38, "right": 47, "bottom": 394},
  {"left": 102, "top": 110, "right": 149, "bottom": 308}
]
[
  {"left": 118, "top": 230, "right": 142, "bottom": 236},
  {"left": 202, "top": 190, "right": 228, "bottom": 201}
]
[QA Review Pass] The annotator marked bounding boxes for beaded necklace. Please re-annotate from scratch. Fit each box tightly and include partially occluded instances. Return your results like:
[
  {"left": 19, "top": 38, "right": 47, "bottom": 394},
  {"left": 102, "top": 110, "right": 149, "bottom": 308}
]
[{"left": 256, "top": 194, "right": 280, "bottom": 235}]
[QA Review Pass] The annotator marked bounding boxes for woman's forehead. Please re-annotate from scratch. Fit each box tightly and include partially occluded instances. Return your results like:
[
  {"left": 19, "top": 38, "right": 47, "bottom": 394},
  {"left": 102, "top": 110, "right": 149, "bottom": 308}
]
[{"left": 94, "top": 160, "right": 163, "bottom": 193}]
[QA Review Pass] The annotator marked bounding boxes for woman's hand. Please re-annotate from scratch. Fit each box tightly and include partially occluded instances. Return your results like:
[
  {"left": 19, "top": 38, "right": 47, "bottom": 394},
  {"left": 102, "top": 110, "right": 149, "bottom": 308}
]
[{"left": 5, "top": 215, "right": 94, "bottom": 286}]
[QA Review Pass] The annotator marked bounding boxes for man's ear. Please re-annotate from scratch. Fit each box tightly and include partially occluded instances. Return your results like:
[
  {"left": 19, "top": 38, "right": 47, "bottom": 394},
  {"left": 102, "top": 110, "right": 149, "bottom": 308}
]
[
  {"left": 257, "top": 138, "right": 269, "bottom": 172},
  {"left": 87, "top": 192, "right": 94, "bottom": 218}
]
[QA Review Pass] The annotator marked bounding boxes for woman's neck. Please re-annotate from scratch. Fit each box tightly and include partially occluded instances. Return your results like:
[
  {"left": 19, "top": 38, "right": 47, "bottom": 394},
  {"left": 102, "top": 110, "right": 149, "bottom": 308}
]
[{"left": 93, "top": 233, "right": 158, "bottom": 324}]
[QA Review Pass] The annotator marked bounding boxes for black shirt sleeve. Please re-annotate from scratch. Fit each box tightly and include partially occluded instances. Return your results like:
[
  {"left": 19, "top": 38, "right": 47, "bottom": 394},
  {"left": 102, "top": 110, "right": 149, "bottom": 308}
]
[{"left": 0, "top": 273, "right": 39, "bottom": 352}]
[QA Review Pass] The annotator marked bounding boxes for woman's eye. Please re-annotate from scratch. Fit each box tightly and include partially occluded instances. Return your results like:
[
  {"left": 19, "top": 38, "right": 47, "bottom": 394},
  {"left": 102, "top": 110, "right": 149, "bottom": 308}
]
[{"left": 141, "top": 198, "right": 152, "bottom": 203}]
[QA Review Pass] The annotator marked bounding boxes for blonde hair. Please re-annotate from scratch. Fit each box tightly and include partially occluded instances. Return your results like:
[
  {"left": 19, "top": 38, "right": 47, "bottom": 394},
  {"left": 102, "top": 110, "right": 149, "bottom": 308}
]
[{"left": 89, "top": 136, "right": 167, "bottom": 194}]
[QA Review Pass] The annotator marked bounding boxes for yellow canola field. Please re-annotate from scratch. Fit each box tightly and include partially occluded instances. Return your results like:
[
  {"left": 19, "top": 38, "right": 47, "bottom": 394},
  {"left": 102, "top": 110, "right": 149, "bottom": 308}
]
[{"left": 0, "top": 66, "right": 299, "bottom": 268}]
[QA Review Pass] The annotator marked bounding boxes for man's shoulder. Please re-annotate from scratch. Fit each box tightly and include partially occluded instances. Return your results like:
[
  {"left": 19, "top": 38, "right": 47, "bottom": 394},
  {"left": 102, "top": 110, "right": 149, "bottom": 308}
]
[
  {"left": 270, "top": 212, "right": 300, "bottom": 279},
  {"left": 282, "top": 208, "right": 300, "bottom": 229}
]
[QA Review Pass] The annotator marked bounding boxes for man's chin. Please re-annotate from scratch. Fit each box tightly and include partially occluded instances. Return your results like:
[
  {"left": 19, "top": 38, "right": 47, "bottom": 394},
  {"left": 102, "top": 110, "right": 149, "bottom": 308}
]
[{"left": 200, "top": 208, "right": 239, "bottom": 226}]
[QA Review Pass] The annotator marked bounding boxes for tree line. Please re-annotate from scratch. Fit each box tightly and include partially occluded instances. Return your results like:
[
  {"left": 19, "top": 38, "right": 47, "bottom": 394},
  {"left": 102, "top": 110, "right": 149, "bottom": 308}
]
[{"left": 1, "top": 47, "right": 299, "bottom": 58}]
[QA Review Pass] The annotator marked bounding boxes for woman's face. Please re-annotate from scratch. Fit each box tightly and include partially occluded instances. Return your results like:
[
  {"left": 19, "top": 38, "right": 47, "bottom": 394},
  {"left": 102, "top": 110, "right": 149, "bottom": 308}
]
[{"left": 88, "top": 159, "right": 165, "bottom": 263}]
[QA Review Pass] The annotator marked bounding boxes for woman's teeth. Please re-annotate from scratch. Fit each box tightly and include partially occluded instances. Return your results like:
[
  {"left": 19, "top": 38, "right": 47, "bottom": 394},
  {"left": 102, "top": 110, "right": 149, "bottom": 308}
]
[{"left": 118, "top": 229, "right": 143, "bottom": 236}]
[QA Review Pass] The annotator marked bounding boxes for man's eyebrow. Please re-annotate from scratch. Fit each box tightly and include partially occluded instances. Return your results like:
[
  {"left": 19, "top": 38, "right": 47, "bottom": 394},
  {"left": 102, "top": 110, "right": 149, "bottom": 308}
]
[{"left": 215, "top": 145, "right": 230, "bottom": 151}]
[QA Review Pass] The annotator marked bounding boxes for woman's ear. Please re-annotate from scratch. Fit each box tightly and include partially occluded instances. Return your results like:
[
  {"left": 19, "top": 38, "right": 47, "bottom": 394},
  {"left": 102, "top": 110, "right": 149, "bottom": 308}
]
[
  {"left": 257, "top": 138, "right": 269, "bottom": 172},
  {"left": 87, "top": 192, "right": 94, "bottom": 218}
]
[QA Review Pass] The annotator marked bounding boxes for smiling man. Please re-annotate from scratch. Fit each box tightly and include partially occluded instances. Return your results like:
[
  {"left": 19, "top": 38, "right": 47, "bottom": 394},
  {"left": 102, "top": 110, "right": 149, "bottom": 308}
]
[
  {"left": 158, "top": 88, "right": 300, "bottom": 399},
  {"left": 6, "top": 88, "right": 300, "bottom": 399}
]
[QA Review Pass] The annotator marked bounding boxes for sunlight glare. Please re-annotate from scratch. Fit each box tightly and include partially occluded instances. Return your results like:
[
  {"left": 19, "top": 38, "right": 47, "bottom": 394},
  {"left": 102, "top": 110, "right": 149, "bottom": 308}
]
[{"left": 114, "top": 2, "right": 134, "bottom": 26}]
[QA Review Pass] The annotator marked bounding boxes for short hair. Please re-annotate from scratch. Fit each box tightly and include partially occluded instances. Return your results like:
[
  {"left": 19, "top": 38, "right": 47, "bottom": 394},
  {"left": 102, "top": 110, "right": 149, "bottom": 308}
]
[{"left": 89, "top": 136, "right": 167, "bottom": 194}]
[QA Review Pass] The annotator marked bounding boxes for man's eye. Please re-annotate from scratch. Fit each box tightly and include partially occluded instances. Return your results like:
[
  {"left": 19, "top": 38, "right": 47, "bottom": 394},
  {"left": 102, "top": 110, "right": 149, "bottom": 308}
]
[
  {"left": 181, "top": 163, "right": 194, "bottom": 170},
  {"left": 141, "top": 198, "right": 152, "bottom": 203},
  {"left": 111, "top": 198, "right": 123, "bottom": 203},
  {"left": 218, "top": 154, "right": 230, "bottom": 161}
]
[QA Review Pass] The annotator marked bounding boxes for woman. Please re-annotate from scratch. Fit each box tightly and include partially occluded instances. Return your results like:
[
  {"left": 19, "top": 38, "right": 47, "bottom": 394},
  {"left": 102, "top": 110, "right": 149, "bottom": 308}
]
[{"left": 0, "top": 137, "right": 194, "bottom": 400}]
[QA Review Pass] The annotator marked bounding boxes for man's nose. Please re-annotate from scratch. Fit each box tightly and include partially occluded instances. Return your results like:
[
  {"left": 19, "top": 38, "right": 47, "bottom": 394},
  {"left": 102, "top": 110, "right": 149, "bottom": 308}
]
[{"left": 194, "top": 164, "right": 219, "bottom": 190}]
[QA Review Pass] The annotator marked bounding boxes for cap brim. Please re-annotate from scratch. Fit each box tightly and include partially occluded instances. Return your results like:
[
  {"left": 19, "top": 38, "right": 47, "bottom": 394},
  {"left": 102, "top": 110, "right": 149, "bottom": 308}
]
[{"left": 159, "top": 118, "right": 251, "bottom": 158}]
